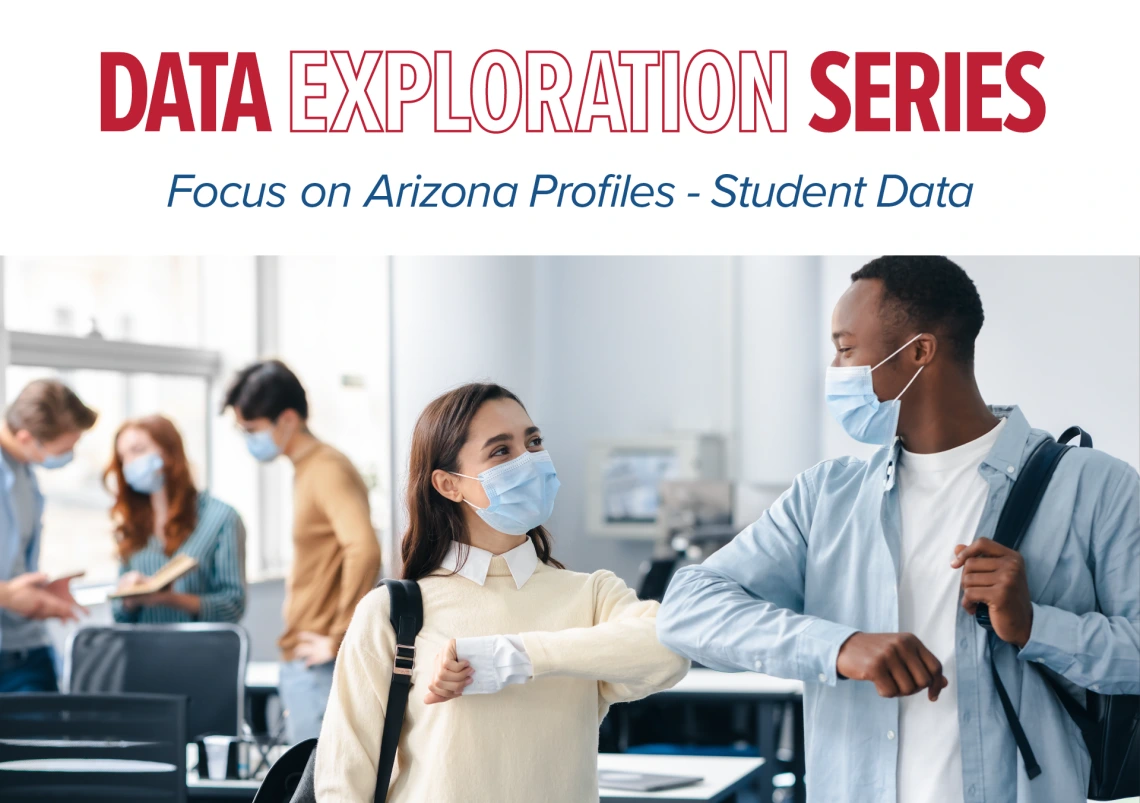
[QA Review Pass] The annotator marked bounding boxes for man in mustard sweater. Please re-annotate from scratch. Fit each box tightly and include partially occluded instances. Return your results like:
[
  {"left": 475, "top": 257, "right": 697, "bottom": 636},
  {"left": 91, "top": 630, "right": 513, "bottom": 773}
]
[{"left": 223, "top": 359, "right": 381, "bottom": 743}]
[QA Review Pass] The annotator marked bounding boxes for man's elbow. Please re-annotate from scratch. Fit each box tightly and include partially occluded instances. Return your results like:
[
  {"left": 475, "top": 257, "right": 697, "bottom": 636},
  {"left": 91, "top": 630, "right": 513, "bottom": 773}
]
[{"left": 655, "top": 567, "right": 705, "bottom": 656}]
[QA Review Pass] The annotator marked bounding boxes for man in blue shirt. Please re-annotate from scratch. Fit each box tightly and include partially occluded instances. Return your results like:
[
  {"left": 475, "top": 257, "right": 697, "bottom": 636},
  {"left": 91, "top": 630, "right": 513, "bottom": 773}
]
[
  {"left": 658, "top": 256, "right": 1139, "bottom": 803},
  {"left": 1, "top": 379, "right": 95, "bottom": 692}
]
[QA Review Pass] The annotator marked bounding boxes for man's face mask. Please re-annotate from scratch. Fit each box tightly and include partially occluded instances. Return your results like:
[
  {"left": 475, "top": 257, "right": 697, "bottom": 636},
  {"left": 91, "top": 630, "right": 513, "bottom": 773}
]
[{"left": 825, "top": 333, "right": 925, "bottom": 446}]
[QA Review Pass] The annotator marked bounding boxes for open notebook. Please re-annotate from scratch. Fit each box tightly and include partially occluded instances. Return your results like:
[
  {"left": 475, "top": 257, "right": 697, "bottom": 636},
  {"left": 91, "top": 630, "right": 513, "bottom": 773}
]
[
  {"left": 107, "top": 554, "right": 199, "bottom": 598},
  {"left": 597, "top": 770, "right": 703, "bottom": 792}
]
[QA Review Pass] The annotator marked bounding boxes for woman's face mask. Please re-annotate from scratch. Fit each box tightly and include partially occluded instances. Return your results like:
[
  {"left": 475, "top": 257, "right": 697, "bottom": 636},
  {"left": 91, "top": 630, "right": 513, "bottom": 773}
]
[
  {"left": 123, "top": 452, "right": 165, "bottom": 495},
  {"left": 825, "top": 333, "right": 926, "bottom": 446},
  {"left": 451, "top": 450, "right": 560, "bottom": 535}
]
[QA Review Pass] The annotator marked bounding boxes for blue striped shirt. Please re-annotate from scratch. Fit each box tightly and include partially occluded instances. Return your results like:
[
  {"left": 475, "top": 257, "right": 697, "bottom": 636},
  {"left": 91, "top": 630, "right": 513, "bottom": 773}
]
[{"left": 112, "top": 492, "right": 246, "bottom": 624}]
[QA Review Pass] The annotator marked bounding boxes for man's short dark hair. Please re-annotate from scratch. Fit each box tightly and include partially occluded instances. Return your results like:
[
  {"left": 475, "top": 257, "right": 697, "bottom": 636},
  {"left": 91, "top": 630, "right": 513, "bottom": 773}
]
[
  {"left": 222, "top": 359, "right": 309, "bottom": 421},
  {"left": 851, "top": 256, "right": 984, "bottom": 364}
]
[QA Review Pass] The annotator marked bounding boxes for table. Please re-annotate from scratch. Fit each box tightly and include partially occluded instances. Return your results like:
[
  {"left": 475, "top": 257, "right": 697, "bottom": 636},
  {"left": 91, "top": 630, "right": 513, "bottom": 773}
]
[
  {"left": 612, "top": 667, "right": 804, "bottom": 802},
  {"left": 660, "top": 668, "right": 803, "bottom": 698},
  {"left": 599, "top": 754, "right": 765, "bottom": 803},
  {"left": 188, "top": 773, "right": 260, "bottom": 800},
  {"left": 187, "top": 755, "right": 764, "bottom": 802}
]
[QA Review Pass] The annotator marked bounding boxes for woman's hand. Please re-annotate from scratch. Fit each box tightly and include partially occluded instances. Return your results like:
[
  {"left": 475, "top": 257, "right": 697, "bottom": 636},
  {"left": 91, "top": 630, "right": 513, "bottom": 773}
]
[
  {"left": 117, "top": 571, "right": 146, "bottom": 591},
  {"left": 423, "top": 639, "right": 474, "bottom": 705}
]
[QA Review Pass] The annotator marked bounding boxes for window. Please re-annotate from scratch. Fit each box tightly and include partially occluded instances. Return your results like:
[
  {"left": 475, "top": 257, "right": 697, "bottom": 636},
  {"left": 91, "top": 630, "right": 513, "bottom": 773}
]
[
  {"left": 4, "top": 366, "right": 213, "bottom": 584},
  {"left": 1, "top": 257, "right": 259, "bottom": 589}
]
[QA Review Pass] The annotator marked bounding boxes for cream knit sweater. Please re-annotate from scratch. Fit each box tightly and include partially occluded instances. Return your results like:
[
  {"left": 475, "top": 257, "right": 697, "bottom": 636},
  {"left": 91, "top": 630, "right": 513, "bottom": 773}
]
[{"left": 314, "top": 556, "right": 690, "bottom": 802}]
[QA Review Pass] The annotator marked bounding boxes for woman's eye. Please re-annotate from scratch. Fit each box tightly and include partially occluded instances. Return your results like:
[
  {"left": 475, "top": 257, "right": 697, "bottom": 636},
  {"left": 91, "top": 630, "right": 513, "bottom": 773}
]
[
  {"left": 529, "top": 436, "right": 544, "bottom": 448},
  {"left": 491, "top": 446, "right": 509, "bottom": 457}
]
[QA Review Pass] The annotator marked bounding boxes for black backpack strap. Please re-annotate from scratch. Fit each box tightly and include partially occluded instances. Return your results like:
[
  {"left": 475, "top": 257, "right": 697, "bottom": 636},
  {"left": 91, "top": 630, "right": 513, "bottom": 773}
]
[
  {"left": 976, "top": 435, "right": 1071, "bottom": 781},
  {"left": 375, "top": 579, "right": 423, "bottom": 802}
]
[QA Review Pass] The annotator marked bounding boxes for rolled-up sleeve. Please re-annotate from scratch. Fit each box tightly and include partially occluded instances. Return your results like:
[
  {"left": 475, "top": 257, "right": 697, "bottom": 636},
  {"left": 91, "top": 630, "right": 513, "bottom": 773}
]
[
  {"left": 1018, "top": 465, "right": 1140, "bottom": 694},
  {"left": 658, "top": 468, "right": 857, "bottom": 685}
]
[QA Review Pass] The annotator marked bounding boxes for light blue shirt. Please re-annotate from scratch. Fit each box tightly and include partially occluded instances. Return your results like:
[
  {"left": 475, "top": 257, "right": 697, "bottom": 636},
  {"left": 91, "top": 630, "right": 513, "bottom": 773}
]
[
  {"left": 0, "top": 449, "right": 46, "bottom": 654},
  {"left": 658, "top": 406, "right": 1140, "bottom": 803}
]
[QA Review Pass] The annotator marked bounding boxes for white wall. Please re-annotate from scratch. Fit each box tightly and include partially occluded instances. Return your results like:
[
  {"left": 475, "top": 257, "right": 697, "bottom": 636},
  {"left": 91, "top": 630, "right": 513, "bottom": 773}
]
[
  {"left": 534, "top": 257, "right": 736, "bottom": 580},
  {"left": 819, "top": 257, "right": 1140, "bottom": 470},
  {"left": 389, "top": 256, "right": 539, "bottom": 548}
]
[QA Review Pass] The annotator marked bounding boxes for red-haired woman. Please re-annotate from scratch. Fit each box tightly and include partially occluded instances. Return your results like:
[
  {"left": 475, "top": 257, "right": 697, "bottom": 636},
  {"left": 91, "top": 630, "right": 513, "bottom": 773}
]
[{"left": 105, "top": 415, "right": 246, "bottom": 624}]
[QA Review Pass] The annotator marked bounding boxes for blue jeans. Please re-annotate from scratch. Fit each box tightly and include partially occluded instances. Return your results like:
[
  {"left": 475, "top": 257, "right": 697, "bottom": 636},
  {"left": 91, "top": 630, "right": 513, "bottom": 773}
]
[
  {"left": 277, "top": 659, "right": 335, "bottom": 744},
  {"left": 0, "top": 646, "right": 59, "bottom": 693}
]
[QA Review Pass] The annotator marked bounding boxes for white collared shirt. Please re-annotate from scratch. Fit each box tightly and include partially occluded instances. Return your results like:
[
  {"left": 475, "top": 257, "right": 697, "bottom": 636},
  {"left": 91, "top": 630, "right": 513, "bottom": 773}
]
[{"left": 444, "top": 539, "right": 537, "bottom": 695}]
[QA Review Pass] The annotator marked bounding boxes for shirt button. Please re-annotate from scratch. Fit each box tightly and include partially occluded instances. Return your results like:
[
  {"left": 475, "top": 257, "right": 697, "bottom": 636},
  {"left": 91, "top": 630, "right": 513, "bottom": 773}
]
[
  {"left": 963, "top": 711, "right": 971, "bottom": 723},
  {"left": 959, "top": 638, "right": 968, "bottom": 649},
  {"left": 753, "top": 660, "right": 763, "bottom": 672},
  {"left": 1007, "top": 465, "right": 1016, "bottom": 474},
  {"left": 818, "top": 673, "right": 827, "bottom": 683},
  {"left": 1091, "top": 683, "right": 1099, "bottom": 691},
  {"left": 969, "top": 784, "right": 977, "bottom": 796},
  {"left": 887, "top": 730, "right": 896, "bottom": 740}
]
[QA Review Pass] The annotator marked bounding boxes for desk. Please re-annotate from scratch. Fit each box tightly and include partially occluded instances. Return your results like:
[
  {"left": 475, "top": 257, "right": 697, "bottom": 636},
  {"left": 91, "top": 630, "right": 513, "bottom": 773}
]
[
  {"left": 599, "top": 754, "right": 765, "bottom": 803},
  {"left": 188, "top": 773, "right": 260, "bottom": 800},
  {"left": 187, "top": 755, "right": 764, "bottom": 803}
]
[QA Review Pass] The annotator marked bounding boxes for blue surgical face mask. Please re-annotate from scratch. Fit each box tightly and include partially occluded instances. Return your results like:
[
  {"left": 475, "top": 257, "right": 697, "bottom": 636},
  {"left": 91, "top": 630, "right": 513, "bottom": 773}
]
[
  {"left": 451, "top": 450, "right": 560, "bottom": 536},
  {"left": 245, "top": 428, "right": 282, "bottom": 463},
  {"left": 123, "top": 452, "right": 165, "bottom": 494},
  {"left": 825, "top": 333, "right": 925, "bottom": 446},
  {"left": 36, "top": 443, "right": 74, "bottom": 470}
]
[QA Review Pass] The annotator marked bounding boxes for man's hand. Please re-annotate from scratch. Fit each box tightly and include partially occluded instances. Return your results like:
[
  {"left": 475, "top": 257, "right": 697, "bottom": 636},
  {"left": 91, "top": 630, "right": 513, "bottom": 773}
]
[
  {"left": 294, "top": 631, "right": 336, "bottom": 668},
  {"left": 0, "top": 572, "right": 84, "bottom": 621},
  {"left": 952, "top": 538, "right": 1033, "bottom": 648},
  {"left": 836, "top": 632, "right": 948, "bottom": 700},
  {"left": 424, "top": 639, "right": 474, "bottom": 705}
]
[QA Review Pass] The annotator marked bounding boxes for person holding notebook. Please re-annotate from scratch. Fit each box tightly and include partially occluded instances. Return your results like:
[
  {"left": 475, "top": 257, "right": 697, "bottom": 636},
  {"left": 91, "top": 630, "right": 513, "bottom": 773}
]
[
  {"left": 314, "top": 382, "right": 689, "bottom": 802},
  {"left": 106, "top": 414, "right": 246, "bottom": 624}
]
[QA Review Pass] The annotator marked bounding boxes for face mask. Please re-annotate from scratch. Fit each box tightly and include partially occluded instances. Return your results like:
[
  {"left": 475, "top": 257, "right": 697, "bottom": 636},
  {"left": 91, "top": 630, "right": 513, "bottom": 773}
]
[
  {"left": 36, "top": 444, "right": 74, "bottom": 470},
  {"left": 245, "top": 428, "right": 282, "bottom": 463},
  {"left": 825, "top": 333, "right": 925, "bottom": 446},
  {"left": 451, "top": 450, "right": 560, "bottom": 536},
  {"left": 123, "top": 452, "right": 165, "bottom": 494}
]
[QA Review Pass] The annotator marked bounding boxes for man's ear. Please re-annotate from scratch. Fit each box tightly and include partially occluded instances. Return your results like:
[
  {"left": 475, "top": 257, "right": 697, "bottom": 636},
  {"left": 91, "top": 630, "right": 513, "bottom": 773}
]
[
  {"left": 431, "top": 469, "right": 464, "bottom": 503},
  {"left": 13, "top": 429, "right": 37, "bottom": 451},
  {"left": 914, "top": 333, "right": 938, "bottom": 366}
]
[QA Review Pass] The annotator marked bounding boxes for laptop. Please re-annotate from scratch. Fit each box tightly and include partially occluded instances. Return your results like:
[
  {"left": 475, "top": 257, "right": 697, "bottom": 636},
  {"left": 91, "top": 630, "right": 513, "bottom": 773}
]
[{"left": 598, "top": 769, "right": 703, "bottom": 792}]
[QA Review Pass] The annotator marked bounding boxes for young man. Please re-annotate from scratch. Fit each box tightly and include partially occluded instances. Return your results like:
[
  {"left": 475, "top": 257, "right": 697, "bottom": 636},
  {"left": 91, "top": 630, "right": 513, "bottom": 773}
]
[
  {"left": 0, "top": 379, "right": 97, "bottom": 692},
  {"left": 223, "top": 359, "right": 381, "bottom": 743},
  {"left": 658, "top": 257, "right": 1139, "bottom": 803}
]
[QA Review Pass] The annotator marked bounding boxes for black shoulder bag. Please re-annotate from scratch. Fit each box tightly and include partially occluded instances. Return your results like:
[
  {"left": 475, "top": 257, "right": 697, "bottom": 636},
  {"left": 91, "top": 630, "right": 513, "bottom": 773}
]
[
  {"left": 252, "top": 578, "right": 423, "bottom": 803},
  {"left": 978, "top": 426, "right": 1139, "bottom": 800}
]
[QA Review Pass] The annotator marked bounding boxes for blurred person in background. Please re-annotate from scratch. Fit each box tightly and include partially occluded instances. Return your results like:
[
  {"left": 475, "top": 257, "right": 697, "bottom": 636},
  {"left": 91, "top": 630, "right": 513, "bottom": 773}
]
[
  {"left": 315, "top": 383, "right": 688, "bottom": 802},
  {"left": 223, "top": 359, "right": 381, "bottom": 743},
  {"left": 0, "top": 379, "right": 97, "bottom": 692},
  {"left": 107, "top": 415, "right": 246, "bottom": 624}
]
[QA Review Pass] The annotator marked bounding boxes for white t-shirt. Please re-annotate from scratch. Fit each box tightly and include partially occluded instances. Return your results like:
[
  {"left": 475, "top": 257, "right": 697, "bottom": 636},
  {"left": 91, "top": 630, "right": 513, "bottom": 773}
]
[{"left": 896, "top": 418, "right": 1005, "bottom": 803}]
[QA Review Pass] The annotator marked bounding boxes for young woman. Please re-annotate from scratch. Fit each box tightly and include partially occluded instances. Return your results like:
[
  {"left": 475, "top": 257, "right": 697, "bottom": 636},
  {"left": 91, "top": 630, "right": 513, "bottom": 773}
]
[
  {"left": 315, "top": 383, "right": 689, "bottom": 802},
  {"left": 105, "top": 415, "right": 246, "bottom": 624}
]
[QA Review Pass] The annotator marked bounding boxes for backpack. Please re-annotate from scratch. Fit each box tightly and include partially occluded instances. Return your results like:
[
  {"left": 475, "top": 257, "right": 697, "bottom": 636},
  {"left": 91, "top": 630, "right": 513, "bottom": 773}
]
[
  {"left": 252, "top": 579, "right": 423, "bottom": 803},
  {"left": 978, "top": 426, "right": 1139, "bottom": 800}
]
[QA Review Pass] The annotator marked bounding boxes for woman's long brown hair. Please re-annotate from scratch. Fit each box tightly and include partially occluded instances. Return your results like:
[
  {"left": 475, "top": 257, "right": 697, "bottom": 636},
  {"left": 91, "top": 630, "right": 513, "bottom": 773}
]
[
  {"left": 401, "top": 383, "right": 564, "bottom": 582},
  {"left": 104, "top": 415, "right": 199, "bottom": 560}
]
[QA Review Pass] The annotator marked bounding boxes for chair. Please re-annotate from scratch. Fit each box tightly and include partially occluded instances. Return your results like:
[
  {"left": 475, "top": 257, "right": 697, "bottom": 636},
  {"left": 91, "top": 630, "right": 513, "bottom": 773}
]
[
  {"left": 63, "top": 623, "right": 249, "bottom": 744},
  {"left": 0, "top": 692, "right": 186, "bottom": 803}
]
